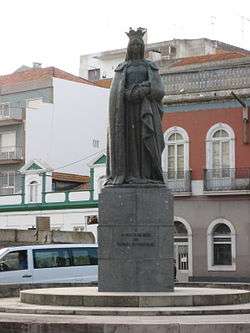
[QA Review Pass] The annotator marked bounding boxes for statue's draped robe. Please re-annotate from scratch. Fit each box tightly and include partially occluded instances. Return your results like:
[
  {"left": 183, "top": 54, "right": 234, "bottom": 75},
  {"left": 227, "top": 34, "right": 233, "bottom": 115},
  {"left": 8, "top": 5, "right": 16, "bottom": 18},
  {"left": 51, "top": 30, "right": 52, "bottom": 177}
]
[{"left": 107, "top": 59, "right": 165, "bottom": 185}]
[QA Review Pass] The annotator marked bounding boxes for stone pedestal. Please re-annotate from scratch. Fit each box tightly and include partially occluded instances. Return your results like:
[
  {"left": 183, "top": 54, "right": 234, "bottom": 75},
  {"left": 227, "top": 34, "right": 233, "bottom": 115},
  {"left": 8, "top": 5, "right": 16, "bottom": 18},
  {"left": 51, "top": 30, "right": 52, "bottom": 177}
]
[{"left": 98, "top": 185, "right": 174, "bottom": 292}]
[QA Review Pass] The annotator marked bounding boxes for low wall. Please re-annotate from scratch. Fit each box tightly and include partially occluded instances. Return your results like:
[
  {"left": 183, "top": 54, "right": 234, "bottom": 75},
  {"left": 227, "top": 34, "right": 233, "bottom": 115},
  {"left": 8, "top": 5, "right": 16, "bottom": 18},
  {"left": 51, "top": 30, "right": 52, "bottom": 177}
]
[
  {"left": 0, "top": 228, "right": 95, "bottom": 247},
  {"left": 0, "top": 282, "right": 97, "bottom": 298}
]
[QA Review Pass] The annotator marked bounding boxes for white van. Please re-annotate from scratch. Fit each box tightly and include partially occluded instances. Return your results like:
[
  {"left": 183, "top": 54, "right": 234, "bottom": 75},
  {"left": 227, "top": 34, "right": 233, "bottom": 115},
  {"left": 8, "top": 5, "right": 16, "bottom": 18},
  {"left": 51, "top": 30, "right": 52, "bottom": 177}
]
[{"left": 0, "top": 244, "right": 98, "bottom": 284}]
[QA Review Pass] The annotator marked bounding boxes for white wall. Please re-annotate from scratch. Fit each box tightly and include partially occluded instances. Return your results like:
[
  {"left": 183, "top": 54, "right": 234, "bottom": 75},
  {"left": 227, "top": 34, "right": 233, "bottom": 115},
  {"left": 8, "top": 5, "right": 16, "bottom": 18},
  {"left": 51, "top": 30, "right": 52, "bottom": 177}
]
[
  {"left": 93, "top": 164, "right": 106, "bottom": 200},
  {"left": 0, "top": 208, "right": 98, "bottom": 242},
  {"left": 24, "top": 174, "right": 43, "bottom": 203},
  {"left": 79, "top": 53, "right": 123, "bottom": 79},
  {"left": 25, "top": 102, "right": 54, "bottom": 165},
  {"left": 26, "top": 78, "right": 109, "bottom": 175}
]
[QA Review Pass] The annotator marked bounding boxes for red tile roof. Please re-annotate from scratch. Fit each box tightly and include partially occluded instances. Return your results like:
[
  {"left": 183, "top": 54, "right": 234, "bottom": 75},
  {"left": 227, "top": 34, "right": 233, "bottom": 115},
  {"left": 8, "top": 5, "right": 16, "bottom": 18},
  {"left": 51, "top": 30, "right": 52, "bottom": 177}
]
[
  {"left": 171, "top": 51, "right": 250, "bottom": 67},
  {"left": 52, "top": 172, "right": 89, "bottom": 183},
  {"left": 95, "top": 78, "right": 112, "bottom": 88},
  {"left": 0, "top": 67, "right": 96, "bottom": 87}
]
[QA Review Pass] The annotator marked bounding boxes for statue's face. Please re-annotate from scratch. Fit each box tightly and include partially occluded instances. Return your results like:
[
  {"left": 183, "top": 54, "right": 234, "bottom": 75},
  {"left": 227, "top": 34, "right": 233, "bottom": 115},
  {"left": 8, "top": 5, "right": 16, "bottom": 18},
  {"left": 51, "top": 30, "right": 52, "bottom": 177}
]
[
  {"left": 130, "top": 39, "right": 141, "bottom": 54},
  {"left": 126, "top": 38, "right": 144, "bottom": 60}
]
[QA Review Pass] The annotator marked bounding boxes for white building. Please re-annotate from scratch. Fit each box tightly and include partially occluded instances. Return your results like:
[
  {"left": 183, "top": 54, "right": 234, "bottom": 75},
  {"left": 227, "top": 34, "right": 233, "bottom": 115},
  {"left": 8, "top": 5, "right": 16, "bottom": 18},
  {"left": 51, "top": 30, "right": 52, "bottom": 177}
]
[
  {"left": 0, "top": 154, "right": 106, "bottom": 243},
  {"left": 0, "top": 65, "right": 109, "bottom": 180},
  {"left": 79, "top": 38, "right": 247, "bottom": 80},
  {"left": 0, "top": 65, "right": 110, "bottom": 242}
]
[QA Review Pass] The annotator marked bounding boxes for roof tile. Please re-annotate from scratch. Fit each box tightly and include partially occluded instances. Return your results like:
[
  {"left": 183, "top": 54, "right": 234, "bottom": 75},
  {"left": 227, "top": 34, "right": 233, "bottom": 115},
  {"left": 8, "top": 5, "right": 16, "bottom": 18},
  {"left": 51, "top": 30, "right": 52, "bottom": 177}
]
[
  {"left": 0, "top": 67, "right": 96, "bottom": 86},
  {"left": 171, "top": 51, "right": 250, "bottom": 67}
]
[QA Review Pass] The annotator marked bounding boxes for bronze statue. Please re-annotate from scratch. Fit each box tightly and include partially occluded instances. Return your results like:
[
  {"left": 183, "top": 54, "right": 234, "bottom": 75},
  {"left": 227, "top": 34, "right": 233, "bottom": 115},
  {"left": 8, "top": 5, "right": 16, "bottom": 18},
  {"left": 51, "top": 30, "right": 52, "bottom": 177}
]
[{"left": 106, "top": 27, "right": 165, "bottom": 185}]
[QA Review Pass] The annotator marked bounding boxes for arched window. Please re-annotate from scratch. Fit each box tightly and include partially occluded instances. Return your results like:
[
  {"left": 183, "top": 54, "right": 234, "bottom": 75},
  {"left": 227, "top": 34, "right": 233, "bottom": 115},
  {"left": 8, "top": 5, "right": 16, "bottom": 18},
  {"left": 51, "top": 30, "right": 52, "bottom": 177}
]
[
  {"left": 174, "top": 221, "right": 189, "bottom": 270},
  {"left": 207, "top": 219, "right": 236, "bottom": 271},
  {"left": 206, "top": 123, "right": 235, "bottom": 178},
  {"left": 163, "top": 127, "right": 190, "bottom": 192},
  {"left": 29, "top": 181, "right": 38, "bottom": 203},
  {"left": 213, "top": 223, "right": 232, "bottom": 265},
  {"left": 174, "top": 221, "right": 188, "bottom": 237},
  {"left": 174, "top": 217, "right": 193, "bottom": 280}
]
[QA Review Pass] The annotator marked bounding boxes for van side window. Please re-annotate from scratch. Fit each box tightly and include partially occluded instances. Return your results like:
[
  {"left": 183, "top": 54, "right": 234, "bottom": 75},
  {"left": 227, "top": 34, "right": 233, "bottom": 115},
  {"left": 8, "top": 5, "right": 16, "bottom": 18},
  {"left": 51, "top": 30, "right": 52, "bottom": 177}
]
[
  {"left": 33, "top": 248, "right": 71, "bottom": 269},
  {"left": 0, "top": 250, "right": 28, "bottom": 271},
  {"left": 70, "top": 247, "right": 98, "bottom": 266}
]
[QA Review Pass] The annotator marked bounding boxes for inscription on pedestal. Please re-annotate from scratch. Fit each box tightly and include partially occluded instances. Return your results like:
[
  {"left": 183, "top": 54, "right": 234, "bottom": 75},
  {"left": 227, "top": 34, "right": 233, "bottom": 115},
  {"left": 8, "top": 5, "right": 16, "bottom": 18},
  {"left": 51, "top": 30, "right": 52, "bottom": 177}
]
[{"left": 117, "top": 232, "right": 155, "bottom": 247}]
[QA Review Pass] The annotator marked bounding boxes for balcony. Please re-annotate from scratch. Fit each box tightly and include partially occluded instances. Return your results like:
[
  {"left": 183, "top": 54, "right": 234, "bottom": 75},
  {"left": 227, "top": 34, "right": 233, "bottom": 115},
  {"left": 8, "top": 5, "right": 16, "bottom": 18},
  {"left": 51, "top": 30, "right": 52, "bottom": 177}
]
[
  {"left": 163, "top": 170, "right": 192, "bottom": 195},
  {"left": 0, "top": 146, "right": 24, "bottom": 164},
  {"left": 204, "top": 168, "right": 250, "bottom": 194},
  {"left": 0, "top": 107, "right": 23, "bottom": 126}
]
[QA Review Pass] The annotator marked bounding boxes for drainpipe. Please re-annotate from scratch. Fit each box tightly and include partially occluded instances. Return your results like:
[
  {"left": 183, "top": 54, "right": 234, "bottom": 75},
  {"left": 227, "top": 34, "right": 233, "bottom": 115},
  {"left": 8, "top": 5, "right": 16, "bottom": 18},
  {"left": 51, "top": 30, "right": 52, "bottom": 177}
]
[
  {"left": 89, "top": 168, "right": 94, "bottom": 201},
  {"left": 42, "top": 172, "right": 46, "bottom": 204},
  {"left": 21, "top": 174, "right": 25, "bottom": 204},
  {"left": 231, "top": 91, "right": 249, "bottom": 144}
]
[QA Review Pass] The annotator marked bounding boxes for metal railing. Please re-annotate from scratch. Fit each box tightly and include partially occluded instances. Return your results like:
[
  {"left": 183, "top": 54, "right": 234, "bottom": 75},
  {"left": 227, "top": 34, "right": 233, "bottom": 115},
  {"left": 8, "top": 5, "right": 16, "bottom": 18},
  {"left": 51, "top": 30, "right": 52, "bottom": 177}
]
[
  {"left": 0, "top": 106, "right": 23, "bottom": 120},
  {"left": 163, "top": 170, "right": 192, "bottom": 192},
  {"left": 0, "top": 146, "right": 23, "bottom": 161},
  {"left": 204, "top": 168, "right": 250, "bottom": 191}
]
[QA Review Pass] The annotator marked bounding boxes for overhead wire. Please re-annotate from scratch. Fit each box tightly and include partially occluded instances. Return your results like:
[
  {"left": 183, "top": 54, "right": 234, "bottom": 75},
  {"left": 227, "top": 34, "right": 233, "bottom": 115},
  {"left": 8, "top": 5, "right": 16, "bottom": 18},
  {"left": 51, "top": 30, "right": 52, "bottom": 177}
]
[
  {"left": 53, "top": 150, "right": 104, "bottom": 172},
  {"left": 32, "top": 149, "right": 105, "bottom": 178},
  {"left": 0, "top": 106, "right": 105, "bottom": 175}
]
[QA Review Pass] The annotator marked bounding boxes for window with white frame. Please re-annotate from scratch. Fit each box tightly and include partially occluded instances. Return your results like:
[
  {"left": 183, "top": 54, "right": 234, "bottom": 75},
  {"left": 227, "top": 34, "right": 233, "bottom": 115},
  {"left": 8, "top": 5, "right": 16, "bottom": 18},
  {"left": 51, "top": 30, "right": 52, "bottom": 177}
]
[
  {"left": 0, "top": 132, "right": 16, "bottom": 159},
  {"left": 0, "top": 172, "right": 15, "bottom": 195},
  {"left": 207, "top": 219, "right": 236, "bottom": 271},
  {"left": 213, "top": 223, "right": 232, "bottom": 265},
  {"left": 173, "top": 217, "right": 193, "bottom": 277},
  {"left": 88, "top": 68, "right": 100, "bottom": 81},
  {"left": 29, "top": 181, "right": 38, "bottom": 202},
  {"left": 206, "top": 124, "right": 235, "bottom": 178},
  {"left": 163, "top": 127, "right": 189, "bottom": 179}
]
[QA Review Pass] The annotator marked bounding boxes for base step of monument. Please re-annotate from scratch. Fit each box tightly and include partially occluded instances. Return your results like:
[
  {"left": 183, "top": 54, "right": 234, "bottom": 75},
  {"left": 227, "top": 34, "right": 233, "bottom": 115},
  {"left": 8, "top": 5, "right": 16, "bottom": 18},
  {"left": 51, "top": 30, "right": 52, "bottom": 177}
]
[
  {"left": 3, "top": 297, "right": 250, "bottom": 316},
  {"left": 0, "top": 312, "right": 250, "bottom": 333},
  {"left": 20, "top": 287, "right": 250, "bottom": 307}
]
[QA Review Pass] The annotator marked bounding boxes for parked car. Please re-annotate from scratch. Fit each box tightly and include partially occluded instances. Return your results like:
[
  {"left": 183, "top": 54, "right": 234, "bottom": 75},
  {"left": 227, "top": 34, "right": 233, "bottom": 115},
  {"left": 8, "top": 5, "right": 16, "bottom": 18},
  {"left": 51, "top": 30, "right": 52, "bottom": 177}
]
[{"left": 0, "top": 244, "right": 98, "bottom": 284}]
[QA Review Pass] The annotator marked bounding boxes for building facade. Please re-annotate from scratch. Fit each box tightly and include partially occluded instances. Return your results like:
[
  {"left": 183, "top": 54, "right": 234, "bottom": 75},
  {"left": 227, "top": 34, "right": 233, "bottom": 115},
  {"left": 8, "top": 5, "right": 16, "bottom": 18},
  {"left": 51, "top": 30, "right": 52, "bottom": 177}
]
[
  {"left": 1, "top": 43, "right": 250, "bottom": 281},
  {"left": 161, "top": 53, "right": 250, "bottom": 282},
  {"left": 0, "top": 65, "right": 109, "bottom": 196},
  {"left": 81, "top": 49, "right": 250, "bottom": 282},
  {"left": 79, "top": 37, "right": 248, "bottom": 81},
  {"left": 0, "top": 158, "right": 102, "bottom": 243}
]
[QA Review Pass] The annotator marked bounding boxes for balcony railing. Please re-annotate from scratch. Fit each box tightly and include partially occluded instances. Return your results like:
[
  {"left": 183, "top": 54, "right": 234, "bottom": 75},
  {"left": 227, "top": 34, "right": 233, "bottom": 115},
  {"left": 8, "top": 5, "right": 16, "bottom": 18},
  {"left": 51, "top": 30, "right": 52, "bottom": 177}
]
[
  {"left": 204, "top": 168, "right": 250, "bottom": 191},
  {"left": 163, "top": 170, "right": 192, "bottom": 193},
  {"left": 0, "top": 146, "right": 23, "bottom": 161},
  {"left": 0, "top": 107, "right": 23, "bottom": 121}
]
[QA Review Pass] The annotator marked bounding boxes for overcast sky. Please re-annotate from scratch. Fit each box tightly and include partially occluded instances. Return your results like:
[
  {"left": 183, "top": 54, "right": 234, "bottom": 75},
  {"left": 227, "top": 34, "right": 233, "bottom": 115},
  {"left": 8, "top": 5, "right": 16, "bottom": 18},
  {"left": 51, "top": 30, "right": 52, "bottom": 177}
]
[{"left": 1, "top": 0, "right": 250, "bottom": 76}]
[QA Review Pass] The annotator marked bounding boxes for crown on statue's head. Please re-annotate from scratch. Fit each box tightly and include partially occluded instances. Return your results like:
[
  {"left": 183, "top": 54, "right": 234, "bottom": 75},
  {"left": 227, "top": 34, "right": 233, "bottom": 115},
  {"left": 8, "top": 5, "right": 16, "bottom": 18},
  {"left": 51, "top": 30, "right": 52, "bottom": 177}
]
[{"left": 126, "top": 27, "right": 147, "bottom": 41}]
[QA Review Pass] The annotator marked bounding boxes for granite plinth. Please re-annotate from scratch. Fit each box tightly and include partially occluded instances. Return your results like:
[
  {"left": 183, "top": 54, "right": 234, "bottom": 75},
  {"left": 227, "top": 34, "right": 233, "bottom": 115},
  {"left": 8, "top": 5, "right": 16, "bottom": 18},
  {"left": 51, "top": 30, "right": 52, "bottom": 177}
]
[
  {"left": 20, "top": 287, "right": 250, "bottom": 307},
  {"left": 98, "top": 184, "right": 174, "bottom": 292}
]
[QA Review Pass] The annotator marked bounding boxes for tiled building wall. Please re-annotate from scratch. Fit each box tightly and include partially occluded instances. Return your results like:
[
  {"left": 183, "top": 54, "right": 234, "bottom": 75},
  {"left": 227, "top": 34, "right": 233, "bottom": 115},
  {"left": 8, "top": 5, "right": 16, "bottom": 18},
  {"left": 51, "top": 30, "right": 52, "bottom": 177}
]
[{"left": 162, "top": 107, "right": 250, "bottom": 180}]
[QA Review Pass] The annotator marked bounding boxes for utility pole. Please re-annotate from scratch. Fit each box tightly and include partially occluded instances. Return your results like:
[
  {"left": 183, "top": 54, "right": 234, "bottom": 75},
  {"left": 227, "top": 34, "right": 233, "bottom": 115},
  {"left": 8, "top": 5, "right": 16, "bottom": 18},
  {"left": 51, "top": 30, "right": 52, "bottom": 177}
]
[{"left": 210, "top": 16, "right": 216, "bottom": 39}]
